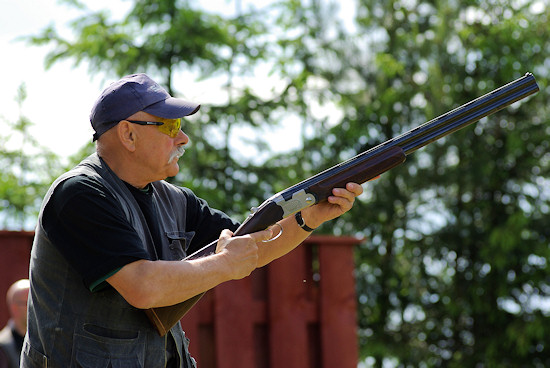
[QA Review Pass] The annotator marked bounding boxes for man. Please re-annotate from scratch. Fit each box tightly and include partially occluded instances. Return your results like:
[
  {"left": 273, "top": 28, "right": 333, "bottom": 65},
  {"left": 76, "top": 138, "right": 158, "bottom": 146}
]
[
  {"left": 0, "top": 279, "right": 29, "bottom": 368},
  {"left": 22, "top": 73, "right": 363, "bottom": 367}
]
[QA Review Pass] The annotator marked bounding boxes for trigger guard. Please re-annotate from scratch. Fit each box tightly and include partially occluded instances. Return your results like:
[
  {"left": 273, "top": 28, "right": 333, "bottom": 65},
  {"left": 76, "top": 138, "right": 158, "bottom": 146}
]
[{"left": 262, "top": 223, "right": 283, "bottom": 243}]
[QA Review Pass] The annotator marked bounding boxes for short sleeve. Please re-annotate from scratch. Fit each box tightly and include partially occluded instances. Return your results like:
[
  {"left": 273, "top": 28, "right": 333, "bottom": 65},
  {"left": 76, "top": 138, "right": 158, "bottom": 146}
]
[{"left": 42, "top": 175, "right": 151, "bottom": 290}]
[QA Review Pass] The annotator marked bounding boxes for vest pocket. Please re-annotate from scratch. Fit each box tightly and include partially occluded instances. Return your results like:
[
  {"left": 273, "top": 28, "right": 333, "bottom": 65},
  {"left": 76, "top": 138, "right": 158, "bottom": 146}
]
[
  {"left": 165, "top": 230, "right": 195, "bottom": 260},
  {"left": 21, "top": 341, "right": 48, "bottom": 367},
  {"left": 72, "top": 324, "right": 145, "bottom": 368},
  {"left": 83, "top": 323, "right": 138, "bottom": 339}
]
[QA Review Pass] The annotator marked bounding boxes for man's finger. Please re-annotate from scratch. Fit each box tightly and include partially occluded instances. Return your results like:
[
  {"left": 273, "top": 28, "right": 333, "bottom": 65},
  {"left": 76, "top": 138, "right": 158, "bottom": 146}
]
[
  {"left": 219, "top": 229, "right": 234, "bottom": 239},
  {"left": 216, "top": 229, "right": 235, "bottom": 253},
  {"left": 345, "top": 182, "right": 364, "bottom": 196},
  {"left": 249, "top": 228, "right": 274, "bottom": 243}
]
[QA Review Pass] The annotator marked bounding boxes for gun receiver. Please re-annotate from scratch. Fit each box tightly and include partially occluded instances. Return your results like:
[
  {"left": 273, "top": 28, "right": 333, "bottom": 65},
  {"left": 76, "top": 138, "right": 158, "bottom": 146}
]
[{"left": 146, "top": 73, "right": 539, "bottom": 335}]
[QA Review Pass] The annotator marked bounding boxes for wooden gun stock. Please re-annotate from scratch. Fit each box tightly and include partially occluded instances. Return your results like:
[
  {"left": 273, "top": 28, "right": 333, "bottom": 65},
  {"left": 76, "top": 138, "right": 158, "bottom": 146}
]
[
  {"left": 146, "top": 73, "right": 539, "bottom": 336},
  {"left": 145, "top": 294, "right": 204, "bottom": 336}
]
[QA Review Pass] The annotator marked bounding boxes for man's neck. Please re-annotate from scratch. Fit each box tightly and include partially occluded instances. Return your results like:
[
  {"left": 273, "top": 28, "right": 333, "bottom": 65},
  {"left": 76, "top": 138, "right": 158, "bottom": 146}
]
[{"left": 98, "top": 152, "right": 151, "bottom": 189}]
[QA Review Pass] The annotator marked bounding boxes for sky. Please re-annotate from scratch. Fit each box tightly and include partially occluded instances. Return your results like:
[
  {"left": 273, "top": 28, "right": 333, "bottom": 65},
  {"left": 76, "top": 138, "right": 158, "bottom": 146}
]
[
  {"left": 1, "top": 0, "right": 105, "bottom": 159},
  {"left": 0, "top": 0, "right": 297, "bottom": 162}
]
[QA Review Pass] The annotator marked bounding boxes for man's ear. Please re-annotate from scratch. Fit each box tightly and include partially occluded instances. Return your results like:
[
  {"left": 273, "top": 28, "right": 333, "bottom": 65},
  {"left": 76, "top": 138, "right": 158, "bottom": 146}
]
[{"left": 117, "top": 120, "right": 137, "bottom": 152}]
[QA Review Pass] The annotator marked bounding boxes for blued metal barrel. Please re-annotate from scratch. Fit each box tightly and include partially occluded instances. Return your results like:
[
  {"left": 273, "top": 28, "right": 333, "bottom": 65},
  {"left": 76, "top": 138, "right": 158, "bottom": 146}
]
[{"left": 280, "top": 72, "right": 539, "bottom": 199}]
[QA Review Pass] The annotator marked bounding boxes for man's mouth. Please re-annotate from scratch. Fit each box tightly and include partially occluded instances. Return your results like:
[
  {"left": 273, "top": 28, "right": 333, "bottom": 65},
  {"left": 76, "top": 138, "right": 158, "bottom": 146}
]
[{"left": 168, "top": 146, "right": 186, "bottom": 163}]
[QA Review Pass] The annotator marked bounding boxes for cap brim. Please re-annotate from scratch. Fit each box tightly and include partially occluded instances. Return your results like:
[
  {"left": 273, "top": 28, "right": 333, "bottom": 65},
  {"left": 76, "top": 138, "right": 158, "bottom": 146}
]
[{"left": 143, "top": 97, "right": 200, "bottom": 119}]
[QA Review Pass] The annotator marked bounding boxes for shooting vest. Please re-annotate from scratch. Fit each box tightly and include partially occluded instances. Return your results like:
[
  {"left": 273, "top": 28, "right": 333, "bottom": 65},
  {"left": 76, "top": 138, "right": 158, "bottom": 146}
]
[{"left": 22, "top": 153, "right": 196, "bottom": 368}]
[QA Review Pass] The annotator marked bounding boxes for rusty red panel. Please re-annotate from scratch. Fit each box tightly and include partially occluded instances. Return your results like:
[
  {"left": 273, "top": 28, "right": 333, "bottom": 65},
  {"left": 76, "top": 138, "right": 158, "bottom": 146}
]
[
  {"left": 318, "top": 238, "right": 360, "bottom": 368},
  {"left": 216, "top": 277, "right": 254, "bottom": 368},
  {"left": 181, "top": 290, "right": 215, "bottom": 362},
  {"left": 0, "top": 231, "right": 33, "bottom": 325},
  {"left": 268, "top": 244, "right": 318, "bottom": 368}
]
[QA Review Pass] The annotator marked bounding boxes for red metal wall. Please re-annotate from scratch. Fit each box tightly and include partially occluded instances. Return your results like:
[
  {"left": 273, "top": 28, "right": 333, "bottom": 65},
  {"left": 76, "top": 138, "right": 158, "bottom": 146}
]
[
  {"left": 0, "top": 231, "right": 34, "bottom": 324},
  {"left": 181, "top": 236, "right": 360, "bottom": 368},
  {"left": 0, "top": 232, "right": 360, "bottom": 368}
]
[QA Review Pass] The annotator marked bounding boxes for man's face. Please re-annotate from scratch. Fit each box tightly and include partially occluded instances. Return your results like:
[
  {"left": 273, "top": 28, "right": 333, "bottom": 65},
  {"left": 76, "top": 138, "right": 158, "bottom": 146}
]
[
  {"left": 125, "top": 111, "right": 189, "bottom": 182},
  {"left": 10, "top": 287, "right": 29, "bottom": 331}
]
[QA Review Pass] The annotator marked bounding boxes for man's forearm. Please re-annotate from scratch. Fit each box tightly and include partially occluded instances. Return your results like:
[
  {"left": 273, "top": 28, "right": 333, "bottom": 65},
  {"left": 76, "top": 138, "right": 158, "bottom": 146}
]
[
  {"left": 107, "top": 255, "right": 232, "bottom": 309},
  {"left": 256, "top": 215, "right": 313, "bottom": 267}
]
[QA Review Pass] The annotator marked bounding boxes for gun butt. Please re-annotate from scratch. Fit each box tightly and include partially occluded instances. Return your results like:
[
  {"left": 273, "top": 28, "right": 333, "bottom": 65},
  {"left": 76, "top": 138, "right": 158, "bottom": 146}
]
[{"left": 146, "top": 293, "right": 205, "bottom": 336}]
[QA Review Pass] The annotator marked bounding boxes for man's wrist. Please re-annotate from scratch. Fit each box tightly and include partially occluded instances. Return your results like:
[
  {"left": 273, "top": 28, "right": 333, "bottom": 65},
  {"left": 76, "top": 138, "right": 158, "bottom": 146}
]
[{"left": 295, "top": 211, "right": 316, "bottom": 232}]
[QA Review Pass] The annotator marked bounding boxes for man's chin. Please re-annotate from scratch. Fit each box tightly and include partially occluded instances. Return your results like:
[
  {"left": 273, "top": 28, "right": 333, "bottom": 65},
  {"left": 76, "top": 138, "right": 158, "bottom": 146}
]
[{"left": 166, "top": 162, "right": 180, "bottom": 177}]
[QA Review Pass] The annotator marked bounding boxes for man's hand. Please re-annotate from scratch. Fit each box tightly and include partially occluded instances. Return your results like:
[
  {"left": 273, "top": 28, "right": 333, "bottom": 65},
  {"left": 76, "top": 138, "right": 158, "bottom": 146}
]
[
  {"left": 215, "top": 228, "right": 273, "bottom": 280},
  {"left": 301, "top": 182, "right": 364, "bottom": 229}
]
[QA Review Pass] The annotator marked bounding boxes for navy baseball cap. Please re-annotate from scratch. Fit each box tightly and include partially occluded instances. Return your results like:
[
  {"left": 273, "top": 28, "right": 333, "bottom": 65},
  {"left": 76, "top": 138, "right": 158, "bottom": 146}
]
[{"left": 90, "top": 73, "right": 200, "bottom": 141}]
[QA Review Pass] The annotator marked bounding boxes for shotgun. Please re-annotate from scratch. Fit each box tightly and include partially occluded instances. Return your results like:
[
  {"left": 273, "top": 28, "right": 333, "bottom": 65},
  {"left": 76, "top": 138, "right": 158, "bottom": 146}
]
[{"left": 146, "top": 72, "right": 539, "bottom": 336}]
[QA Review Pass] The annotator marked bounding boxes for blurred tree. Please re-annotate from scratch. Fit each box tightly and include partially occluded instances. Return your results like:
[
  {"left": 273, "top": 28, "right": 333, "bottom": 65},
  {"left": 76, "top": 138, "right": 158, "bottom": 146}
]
[
  {"left": 268, "top": 0, "right": 550, "bottom": 366},
  {"left": 0, "top": 84, "right": 64, "bottom": 230}
]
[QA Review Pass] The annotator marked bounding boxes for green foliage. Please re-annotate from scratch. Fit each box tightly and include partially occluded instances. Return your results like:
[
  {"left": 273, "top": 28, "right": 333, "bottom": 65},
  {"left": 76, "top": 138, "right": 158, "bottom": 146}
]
[
  {"left": 295, "top": 0, "right": 550, "bottom": 366},
  {"left": 0, "top": 85, "right": 64, "bottom": 229}
]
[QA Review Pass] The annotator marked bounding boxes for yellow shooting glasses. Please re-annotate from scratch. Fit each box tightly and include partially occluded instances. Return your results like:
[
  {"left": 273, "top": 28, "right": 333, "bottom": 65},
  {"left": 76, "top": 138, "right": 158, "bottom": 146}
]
[{"left": 127, "top": 117, "right": 182, "bottom": 138}]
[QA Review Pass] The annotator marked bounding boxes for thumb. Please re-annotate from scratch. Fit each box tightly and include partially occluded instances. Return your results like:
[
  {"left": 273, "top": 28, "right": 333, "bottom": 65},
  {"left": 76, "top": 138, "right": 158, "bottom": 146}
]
[
  {"left": 219, "top": 229, "right": 234, "bottom": 240},
  {"left": 216, "top": 229, "right": 234, "bottom": 253}
]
